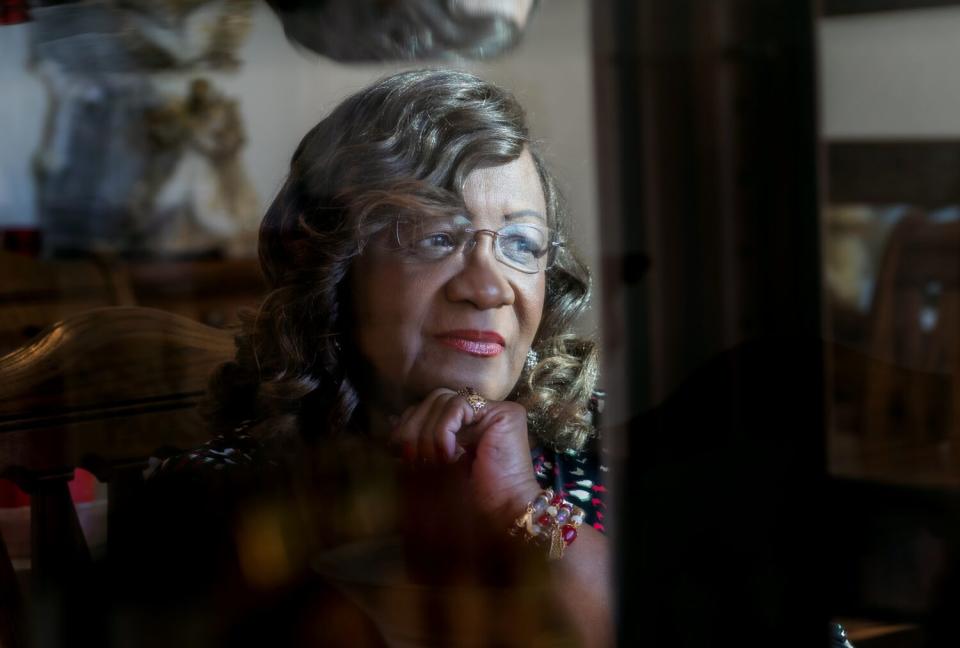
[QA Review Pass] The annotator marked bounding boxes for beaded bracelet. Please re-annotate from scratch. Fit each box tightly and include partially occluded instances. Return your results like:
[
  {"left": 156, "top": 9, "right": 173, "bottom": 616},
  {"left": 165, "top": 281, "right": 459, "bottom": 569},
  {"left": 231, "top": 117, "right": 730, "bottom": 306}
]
[{"left": 512, "top": 488, "right": 585, "bottom": 560}]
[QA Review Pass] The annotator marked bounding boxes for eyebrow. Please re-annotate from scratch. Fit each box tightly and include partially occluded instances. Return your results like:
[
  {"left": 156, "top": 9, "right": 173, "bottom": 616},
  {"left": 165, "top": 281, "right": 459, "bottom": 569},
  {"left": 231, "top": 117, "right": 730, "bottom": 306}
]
[{"left": 503, "top": 210, "right": 546, "bottom": 223}]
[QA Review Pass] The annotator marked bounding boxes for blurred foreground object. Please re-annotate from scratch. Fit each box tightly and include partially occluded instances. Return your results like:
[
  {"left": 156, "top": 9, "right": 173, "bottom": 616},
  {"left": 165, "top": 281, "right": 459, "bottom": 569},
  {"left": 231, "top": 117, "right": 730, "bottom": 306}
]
[
  {"left": 28, "top": 1, "right": 260, "bottom": 258},
  {"left": 0, "top": 306, "right": 234, "bottom": 646},
  {"left": 0, "top": 0, "right": 29, "bottom": 25},
  {"left": 31, "top": 70, "right": 258, "bottom": 257},
  {"left": 31, "top": 70, "right": 158, "bottom": 255},
  {"left": 824, "top": 142, "right": 960, "bottom": 489},
  {"left": 132, "top": 78, "right": 260, "bottom": 257},
  {"left": 859, "top": 216, "right": 960, "bottom": 482},
  {"left": 265, "top": 0, "right": 537, "bottom": 61},
  {"left": 30, "top": 0, "right": 254, "bottom": 72}
]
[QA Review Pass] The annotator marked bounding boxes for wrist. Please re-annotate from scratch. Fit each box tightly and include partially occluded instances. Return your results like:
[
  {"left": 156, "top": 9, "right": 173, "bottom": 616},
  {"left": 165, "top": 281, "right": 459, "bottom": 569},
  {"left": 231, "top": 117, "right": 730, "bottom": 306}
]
[{"left": 485, "top": 477, "right": 542, "bottom": 530}]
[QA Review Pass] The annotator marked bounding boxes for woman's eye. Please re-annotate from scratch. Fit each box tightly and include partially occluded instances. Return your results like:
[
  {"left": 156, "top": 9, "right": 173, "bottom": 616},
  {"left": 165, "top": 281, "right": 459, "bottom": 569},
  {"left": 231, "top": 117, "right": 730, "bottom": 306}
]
[
  {"left": 415, "top": 232, "right": 457, "bottom": 250},
  {"left": 501, "top": 234, "right": 544, "bottom": 259}
]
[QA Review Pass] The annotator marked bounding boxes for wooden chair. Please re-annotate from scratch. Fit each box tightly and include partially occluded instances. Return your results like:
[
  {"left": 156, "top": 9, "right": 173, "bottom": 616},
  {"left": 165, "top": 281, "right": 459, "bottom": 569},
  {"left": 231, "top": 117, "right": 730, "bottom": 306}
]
[
  {"left": 0, "top": 307, "right": 235, "bottom": 647},
  {"left": 859, "top": 216, "right": 960, "bottom": 484}
]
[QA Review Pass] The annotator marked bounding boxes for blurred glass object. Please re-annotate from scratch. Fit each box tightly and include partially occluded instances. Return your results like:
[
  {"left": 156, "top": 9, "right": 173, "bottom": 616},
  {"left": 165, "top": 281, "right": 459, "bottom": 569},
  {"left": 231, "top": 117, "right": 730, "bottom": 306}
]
[
  {"left": 131, "top": 78, "right": 259, "bottom": 257},
  {"left": 265, "top": 0, "right": 538, "bottom": 61},
  {"left": 33, "top": 71, "right": 158, "bottom": 254},
  {"left": 28, "top": 1, "right": 260, "bottom": 258},
  {"left": 30, "top": 0, "right": 254, "bottom": 72}
]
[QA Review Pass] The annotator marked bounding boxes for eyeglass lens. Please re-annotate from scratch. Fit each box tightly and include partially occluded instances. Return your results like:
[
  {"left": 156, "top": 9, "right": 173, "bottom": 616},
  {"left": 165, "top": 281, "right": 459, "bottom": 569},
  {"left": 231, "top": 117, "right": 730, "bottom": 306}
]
[{"left": 394, "top": 217, "right": 555, "bottom": 273}]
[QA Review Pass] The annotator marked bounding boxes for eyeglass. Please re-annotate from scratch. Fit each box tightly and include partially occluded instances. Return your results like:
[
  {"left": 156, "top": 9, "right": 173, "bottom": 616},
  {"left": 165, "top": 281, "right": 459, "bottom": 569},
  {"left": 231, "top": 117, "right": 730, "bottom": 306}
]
[{"left": 392, "top": 216, "right": 563, "bottom": 274}]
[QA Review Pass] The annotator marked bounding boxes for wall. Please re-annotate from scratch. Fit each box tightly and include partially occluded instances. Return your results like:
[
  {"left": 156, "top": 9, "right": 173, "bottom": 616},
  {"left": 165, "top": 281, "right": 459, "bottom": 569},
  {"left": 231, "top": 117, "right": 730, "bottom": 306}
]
[{"left": 820, "top": 5, "right": 960, "bottom": 137}]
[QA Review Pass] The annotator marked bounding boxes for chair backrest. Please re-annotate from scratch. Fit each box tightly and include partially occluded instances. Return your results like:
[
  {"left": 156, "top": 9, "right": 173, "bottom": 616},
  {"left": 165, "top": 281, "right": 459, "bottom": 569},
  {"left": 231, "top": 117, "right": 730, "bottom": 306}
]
[
  {"left": 861, "top": 216, "right": 960, "bottom": 477},
  {"left": 0, "top": 306, "right": 235, "bottom": 647}
]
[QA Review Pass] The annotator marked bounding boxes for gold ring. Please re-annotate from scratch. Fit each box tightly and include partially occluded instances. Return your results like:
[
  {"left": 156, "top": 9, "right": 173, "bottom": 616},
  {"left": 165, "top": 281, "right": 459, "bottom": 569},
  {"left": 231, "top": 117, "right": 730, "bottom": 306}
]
[{"left": 456, "top": 387, "right": 487, "bottom": 414}]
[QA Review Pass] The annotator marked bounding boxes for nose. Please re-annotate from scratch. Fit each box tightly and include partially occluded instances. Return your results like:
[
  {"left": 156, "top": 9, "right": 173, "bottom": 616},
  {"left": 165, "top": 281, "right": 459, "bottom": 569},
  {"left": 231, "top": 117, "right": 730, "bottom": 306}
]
[{"left": 444, "top": 232, "right": 515, "bottom": 309}]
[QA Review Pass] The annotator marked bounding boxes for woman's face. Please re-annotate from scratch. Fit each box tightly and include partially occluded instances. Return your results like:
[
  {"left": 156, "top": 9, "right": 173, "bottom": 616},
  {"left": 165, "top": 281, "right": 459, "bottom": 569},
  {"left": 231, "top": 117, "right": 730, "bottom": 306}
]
[{"left": 351, "top": 149, "right": 547, "bottom": 410}]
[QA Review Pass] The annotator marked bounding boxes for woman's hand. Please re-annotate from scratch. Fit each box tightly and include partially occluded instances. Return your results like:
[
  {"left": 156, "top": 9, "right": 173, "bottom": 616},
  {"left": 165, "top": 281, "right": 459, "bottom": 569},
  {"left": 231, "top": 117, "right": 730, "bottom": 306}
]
[
  {"left": 389, "top": 388, "right": 541, "bottom": 527},
  {"left": 390, "top": 389, "right": 613, "bottom": 646}
]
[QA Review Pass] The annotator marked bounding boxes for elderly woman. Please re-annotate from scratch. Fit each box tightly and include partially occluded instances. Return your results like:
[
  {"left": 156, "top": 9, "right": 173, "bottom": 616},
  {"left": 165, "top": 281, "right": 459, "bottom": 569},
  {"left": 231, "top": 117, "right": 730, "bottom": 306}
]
[{"left": 115, "top": 69, "right": 611, "bottom": 648}]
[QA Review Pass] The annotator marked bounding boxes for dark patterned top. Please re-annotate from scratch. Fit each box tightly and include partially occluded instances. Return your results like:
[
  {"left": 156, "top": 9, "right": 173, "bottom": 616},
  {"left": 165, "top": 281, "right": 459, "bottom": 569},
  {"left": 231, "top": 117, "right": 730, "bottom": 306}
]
[
  {"left": 531, "top": 440, "right": 608, "bottom": 534},
  {"left": 148, "top": 429, "right": 611, "bottom": 540},
  {"left": 146, "top": 430, "right": 608, "bottom": 512},
  {"left": 146, "top": 428, "right": 266, "bottom": 478},
  {"left": 149, "top": 395, "right": 611, "bottom": 535}
]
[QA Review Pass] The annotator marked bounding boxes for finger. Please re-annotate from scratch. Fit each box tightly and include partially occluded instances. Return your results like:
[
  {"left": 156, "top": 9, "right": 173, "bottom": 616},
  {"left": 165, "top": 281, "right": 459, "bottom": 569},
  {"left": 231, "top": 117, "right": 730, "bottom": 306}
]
[
  {"left": 455, "top": 420, "right": 486, "bottom": 448},
  {"left": 465, "top": 412, "right": 511, "bottom": 443},
  {"left": 454, "top": 402, "right": 494, "bottom": 448},
  {"left": 430, "top": 395, "right": 475, "bottom": 462},
  {"left": 419, "top": 392, "right": 460, "bottom": 463},
  {"left": 387, "top": 405, "right": 415, "bottom": 457},
  {"left": 391, "top": 404, "right": 417, "bottom": 442},
  {"left": 426, "top": 389, "right": 487, "bottom": 461},
  {"left": 461, "top": 403, "right": 528, "bottom": 454},
  {"left": 393, "top": 389, "right": 453, "bottom": 462},
  {"left": 390, "top": 407, "right": 427, "bottom": 462},
  {"left": 399, "top": 403, "right": 417, "bottom": 427},
  {"left": 390, "top": 405, "right": 414, "bottom": 437}
]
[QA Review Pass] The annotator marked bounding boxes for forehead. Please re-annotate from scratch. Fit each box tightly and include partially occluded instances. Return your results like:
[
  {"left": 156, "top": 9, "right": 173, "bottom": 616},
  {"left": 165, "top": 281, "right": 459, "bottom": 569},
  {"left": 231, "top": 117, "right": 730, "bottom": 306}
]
[{"left": 461, "top": 150, "right": 547, "bottom": 224}]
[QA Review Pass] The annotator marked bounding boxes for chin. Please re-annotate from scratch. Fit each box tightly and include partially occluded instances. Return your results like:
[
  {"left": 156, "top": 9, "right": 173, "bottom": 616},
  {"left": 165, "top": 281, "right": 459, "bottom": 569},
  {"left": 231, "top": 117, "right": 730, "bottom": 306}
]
[{"left": 415, "top": 363, "right": 516, "bottom": 401}]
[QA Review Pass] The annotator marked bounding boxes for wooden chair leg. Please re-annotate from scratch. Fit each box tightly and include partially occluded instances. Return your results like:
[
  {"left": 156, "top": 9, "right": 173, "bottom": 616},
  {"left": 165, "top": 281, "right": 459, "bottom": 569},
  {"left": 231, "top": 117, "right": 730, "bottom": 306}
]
[
  {"left": 107, "top": 463, "right": 146, "bottom": 553},
  {"left": 27, "top": 475, "right": 92, "bottom": 648},
  {"left": 0, "top": 532, "right": 26, "bottom": 648},
  {"left": 30, "top": 476, "right": 90, "bottom": 588}
]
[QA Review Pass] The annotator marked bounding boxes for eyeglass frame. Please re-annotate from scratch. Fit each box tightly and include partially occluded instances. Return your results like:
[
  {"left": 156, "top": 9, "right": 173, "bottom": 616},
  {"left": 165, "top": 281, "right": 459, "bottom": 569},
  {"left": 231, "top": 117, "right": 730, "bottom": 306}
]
[{"left": 388, "top": 217, "right": 565, "bottom": 275}]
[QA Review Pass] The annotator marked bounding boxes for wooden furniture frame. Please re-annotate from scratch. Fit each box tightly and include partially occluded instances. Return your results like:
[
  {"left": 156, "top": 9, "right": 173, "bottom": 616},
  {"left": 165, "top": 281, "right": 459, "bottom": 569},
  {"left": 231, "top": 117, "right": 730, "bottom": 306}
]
[{"left": 0, "top": 307, "right": 234, "bottom": 647}]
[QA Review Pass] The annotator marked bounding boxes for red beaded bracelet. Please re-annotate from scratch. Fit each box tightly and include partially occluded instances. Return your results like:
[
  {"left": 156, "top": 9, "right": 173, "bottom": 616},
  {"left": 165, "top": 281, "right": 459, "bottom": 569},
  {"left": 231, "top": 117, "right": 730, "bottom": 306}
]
[{"left": 512, "top": 488, "right": 585, "bottom": 560}]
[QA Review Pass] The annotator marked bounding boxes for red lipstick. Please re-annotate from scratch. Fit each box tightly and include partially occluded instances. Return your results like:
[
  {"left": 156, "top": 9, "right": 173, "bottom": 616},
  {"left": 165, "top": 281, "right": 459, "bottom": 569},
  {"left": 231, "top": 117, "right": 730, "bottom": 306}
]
[{"left": 436, "top": 330, "right": 505, "bottom": 357}]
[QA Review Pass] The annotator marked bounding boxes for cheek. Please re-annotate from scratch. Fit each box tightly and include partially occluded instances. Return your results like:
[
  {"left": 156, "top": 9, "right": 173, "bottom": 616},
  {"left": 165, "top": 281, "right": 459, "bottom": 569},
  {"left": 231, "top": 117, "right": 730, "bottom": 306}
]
[
  {"left": 351, "top": 261, "right": 431, "bottom": 374},
  {"left": 519, "top": 277, "right": 547, "bottom": 342}
]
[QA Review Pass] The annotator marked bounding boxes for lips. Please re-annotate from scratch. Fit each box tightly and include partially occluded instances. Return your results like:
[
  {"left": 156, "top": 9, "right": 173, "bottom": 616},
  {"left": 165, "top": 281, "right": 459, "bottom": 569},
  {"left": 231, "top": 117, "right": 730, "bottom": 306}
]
[{"left": 435, "top": 330, "right": 506, "bottom": 357}]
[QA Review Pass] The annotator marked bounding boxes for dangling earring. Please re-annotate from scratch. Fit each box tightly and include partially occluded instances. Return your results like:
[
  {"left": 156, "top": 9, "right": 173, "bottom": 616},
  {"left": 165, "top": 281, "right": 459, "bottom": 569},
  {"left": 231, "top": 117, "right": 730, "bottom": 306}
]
[
  {"left": 525, "top": 348, "right": 539, "bottom": 372},
  {"left": 523, "top": 348, "right": 543, "bottom": 435}
]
